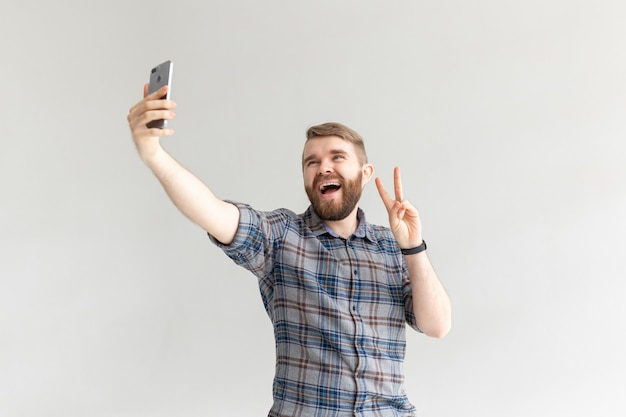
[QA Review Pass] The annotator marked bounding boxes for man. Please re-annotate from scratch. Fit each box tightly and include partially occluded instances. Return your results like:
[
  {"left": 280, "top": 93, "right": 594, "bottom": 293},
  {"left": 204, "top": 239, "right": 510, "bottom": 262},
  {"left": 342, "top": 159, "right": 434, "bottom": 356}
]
[{"left": 127, "top": 84, "right": 451, "bottom": 417}]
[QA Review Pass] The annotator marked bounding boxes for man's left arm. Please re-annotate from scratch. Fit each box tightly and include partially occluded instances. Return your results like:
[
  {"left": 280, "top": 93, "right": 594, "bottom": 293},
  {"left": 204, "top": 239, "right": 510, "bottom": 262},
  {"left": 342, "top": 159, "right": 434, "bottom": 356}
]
[
  {"left": 375, "top": 166, "right": 451, "bottom": 338},
  {"left": 404, "top": 250, "right": 451, "bottom": 338}
]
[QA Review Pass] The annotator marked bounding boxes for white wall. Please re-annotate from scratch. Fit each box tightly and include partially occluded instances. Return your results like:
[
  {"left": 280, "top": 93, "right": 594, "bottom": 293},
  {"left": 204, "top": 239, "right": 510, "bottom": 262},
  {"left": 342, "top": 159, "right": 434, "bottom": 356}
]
[{"left": 1, "top": 1, "right": 624, "bottom": 416}]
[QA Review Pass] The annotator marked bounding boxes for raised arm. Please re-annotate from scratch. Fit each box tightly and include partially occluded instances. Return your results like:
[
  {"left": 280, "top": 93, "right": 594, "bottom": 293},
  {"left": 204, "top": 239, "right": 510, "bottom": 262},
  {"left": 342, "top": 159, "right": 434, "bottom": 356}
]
[
  {"left": 375, "top": 167, "right": 451, "bottom": 338},
  {"left": 127, "top": 84, "right": 239, "bottom": 244}
]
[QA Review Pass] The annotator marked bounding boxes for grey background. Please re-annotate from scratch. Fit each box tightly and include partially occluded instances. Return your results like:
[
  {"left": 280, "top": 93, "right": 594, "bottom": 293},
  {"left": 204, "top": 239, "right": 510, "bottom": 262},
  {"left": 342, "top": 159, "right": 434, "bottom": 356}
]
[{"left": 1, "top": 1, "right": 625, "bottom": 416}]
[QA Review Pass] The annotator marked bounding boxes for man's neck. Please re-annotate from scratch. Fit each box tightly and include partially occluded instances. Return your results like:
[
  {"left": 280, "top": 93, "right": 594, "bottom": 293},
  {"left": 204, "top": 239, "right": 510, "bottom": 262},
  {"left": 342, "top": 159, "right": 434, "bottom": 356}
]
[{"left": 323, "top": 208, "right": 360, "bottom": 239}]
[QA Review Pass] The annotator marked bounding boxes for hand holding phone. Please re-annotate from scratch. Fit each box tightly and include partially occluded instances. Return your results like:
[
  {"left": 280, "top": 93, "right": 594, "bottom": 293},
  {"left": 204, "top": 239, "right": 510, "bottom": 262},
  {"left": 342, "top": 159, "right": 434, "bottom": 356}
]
[{"left": 147, "top": 60, "right": 173, "bottom": 129}]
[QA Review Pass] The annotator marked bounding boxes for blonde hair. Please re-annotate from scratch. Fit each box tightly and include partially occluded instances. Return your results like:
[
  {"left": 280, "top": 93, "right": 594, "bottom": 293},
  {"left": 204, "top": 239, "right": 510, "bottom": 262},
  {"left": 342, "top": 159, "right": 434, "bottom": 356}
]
[{"left": 304, "top": 122, "right": 368, "bottom": 165}]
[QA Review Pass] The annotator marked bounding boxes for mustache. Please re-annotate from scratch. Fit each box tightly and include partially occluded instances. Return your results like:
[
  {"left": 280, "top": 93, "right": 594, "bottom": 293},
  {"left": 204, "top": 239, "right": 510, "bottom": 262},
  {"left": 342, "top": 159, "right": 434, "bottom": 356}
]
[{"left": 313, "top": 174, "right": 344, "bottom": 188}]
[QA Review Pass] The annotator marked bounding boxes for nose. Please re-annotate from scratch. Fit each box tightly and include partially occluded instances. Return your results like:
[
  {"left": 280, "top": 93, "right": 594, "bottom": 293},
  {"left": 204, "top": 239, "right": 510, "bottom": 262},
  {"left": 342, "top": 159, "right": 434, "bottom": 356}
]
[{"left": 318, "top": 160, "right": 333, "bottom": 175}]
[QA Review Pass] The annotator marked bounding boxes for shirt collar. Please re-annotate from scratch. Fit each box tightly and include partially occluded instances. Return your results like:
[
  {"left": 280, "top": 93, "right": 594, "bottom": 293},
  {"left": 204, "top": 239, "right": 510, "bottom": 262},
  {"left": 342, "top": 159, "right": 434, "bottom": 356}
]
[{"left": 304, "top": 206, "right": 374, "bottom": 241}]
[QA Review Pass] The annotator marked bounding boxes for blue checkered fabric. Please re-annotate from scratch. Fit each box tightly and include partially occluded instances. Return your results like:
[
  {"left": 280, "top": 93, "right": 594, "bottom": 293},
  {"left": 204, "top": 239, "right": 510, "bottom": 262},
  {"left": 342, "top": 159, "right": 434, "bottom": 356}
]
[{"left": 210, "top": 203, "right": 420, "bottom": 417}]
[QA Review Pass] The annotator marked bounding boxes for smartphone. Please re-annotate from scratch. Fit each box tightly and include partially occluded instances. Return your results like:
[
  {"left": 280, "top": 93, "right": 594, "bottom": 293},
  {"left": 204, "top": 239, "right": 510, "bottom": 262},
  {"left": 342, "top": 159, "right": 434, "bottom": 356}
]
[{"left": 147, "top": 60, "right": 173, "bottom": 129}]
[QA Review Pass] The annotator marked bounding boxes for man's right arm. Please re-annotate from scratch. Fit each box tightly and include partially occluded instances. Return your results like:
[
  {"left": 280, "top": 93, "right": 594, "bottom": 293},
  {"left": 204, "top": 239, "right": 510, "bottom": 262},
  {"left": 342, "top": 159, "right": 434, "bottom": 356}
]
[{"left": 127, "top": 84, "right": 239, "bottom": 244}]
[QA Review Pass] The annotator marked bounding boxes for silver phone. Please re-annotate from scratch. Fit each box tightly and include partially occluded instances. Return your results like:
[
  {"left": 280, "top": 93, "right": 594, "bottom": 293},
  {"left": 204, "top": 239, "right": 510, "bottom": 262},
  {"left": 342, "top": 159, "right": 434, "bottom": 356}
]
[{"left": 147, "top": 60, "right": 173, "bottom": 129}]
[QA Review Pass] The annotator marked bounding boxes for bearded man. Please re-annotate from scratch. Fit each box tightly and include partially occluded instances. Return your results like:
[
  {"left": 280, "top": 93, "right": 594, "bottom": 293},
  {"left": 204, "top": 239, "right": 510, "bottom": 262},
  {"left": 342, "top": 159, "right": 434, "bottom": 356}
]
[{"left": 127, "top": 83, "right": 451, "bottom": 417}]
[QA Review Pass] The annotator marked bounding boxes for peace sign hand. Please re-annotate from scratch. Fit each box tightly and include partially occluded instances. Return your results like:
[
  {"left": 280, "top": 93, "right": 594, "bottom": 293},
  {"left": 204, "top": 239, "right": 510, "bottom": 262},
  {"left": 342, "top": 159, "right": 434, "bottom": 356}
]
[{"left": 375, "top": 167, "right": 423, "bottom": 249}]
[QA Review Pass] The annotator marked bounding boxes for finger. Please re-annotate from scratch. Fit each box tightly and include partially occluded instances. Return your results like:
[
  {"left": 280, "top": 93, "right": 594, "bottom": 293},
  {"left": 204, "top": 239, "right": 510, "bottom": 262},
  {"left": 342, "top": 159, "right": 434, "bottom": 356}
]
[
  {"left": 143, "top": 83, "right": 149, "bottom": 98},
  {"left": 142, "top": 99, "right": 177, "bottom": 111},
  {"left": 131, "top": 118, "right": 175, "bottom": 137},
  {"left": 129, "top": 109, "right": 174, "bottom": 132},
  {"left": 145, "top": 85, "right": 169, "bottom": 100},
  {"left": 375, "top": 177, "right": 395, "bottom": 211},
  {"left": 396, "top": 203, "right": 406, "bottom": 220},
  {"left": 136, "top": 109, "right": 176, "bottom": 129},
  {"left": 394, "top": 166, "right": 403, "bottom": 202},
  {"left": 127, "top": 99, "right": 176, "bottom": 124}
]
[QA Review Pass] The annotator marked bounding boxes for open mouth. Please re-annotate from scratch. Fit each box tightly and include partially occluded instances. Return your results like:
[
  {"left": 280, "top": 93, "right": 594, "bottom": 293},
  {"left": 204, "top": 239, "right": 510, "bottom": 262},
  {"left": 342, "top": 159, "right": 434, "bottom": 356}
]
[{"left": 320, "top": 182, "right": 342, "bottom": 195}]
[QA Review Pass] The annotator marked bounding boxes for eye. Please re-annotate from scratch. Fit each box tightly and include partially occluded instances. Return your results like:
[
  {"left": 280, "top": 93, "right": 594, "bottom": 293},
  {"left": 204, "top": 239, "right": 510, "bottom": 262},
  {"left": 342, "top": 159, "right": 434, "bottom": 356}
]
[
  {"left": 333, "top": 155, "right": 345, "bottom": 161},
  {"left": 306, "top": 160, "right": 319, "bottom": 167}
]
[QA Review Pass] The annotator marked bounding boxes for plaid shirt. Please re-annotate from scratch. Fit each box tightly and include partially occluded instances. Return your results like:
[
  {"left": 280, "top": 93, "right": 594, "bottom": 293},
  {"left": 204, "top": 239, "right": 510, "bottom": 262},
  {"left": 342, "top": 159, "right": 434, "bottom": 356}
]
[{"left": 210, "top": 203, "right": 420, "bottom": 417}]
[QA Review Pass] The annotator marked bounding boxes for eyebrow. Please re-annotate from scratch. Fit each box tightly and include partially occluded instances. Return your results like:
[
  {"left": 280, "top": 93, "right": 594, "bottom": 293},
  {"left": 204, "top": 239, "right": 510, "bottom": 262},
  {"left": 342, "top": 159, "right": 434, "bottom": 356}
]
[{"left": 303, "top": 149, "right": 349, "bottom": 165}]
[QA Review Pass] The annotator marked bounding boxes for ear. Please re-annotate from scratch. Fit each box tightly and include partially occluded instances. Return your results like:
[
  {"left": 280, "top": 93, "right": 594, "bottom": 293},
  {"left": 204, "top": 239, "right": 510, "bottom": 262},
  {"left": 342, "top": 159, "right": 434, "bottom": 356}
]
[{"left": 361, "top": 163, "right": 374, "bottom": 186}]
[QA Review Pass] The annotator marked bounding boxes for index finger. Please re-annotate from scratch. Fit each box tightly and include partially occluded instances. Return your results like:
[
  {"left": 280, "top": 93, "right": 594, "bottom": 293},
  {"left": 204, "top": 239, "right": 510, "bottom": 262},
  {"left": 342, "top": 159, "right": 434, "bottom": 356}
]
[
  {"left": 394, "top": 166, "right": 403, "bottom": 202},
  {"left": 375, "top": 177, "right": 395, "bottom": 211}
]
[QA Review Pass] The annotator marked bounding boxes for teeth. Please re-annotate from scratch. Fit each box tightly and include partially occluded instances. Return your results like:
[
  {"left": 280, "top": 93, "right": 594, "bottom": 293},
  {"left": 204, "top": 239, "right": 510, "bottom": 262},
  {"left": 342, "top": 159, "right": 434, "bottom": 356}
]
[{"left": 320, "top": 182, "right": 340, "bottom": 190}]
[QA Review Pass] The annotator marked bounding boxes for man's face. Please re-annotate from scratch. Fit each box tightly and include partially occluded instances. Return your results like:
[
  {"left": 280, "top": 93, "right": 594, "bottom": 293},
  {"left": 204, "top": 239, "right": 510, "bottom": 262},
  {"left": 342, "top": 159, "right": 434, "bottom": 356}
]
[{"left": 302, "top": 136, "right": 368, "bottom": 221}]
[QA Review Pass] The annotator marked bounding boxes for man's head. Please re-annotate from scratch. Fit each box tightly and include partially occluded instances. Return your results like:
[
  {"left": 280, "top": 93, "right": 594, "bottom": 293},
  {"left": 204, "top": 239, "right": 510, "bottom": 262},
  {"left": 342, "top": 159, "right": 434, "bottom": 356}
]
[
  {"left": 302, "top": 122, "right": 373, "bottom": 221},
  {"left": 304, "top": 122, "right": 368, "bottom": 166}
]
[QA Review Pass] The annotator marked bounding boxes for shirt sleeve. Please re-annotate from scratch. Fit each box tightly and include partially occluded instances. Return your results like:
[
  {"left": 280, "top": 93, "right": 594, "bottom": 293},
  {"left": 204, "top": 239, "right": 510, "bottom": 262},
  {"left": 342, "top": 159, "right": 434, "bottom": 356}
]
[{"left": 207, "top": 201, "right": 289, "bottom": 281}]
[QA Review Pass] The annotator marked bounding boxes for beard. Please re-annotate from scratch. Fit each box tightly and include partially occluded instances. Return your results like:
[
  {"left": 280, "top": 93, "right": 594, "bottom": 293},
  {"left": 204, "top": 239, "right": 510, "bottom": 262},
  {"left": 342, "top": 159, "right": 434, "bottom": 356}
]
[{"left": 305, "top": 173, "right": 363, "bottom": 221}]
